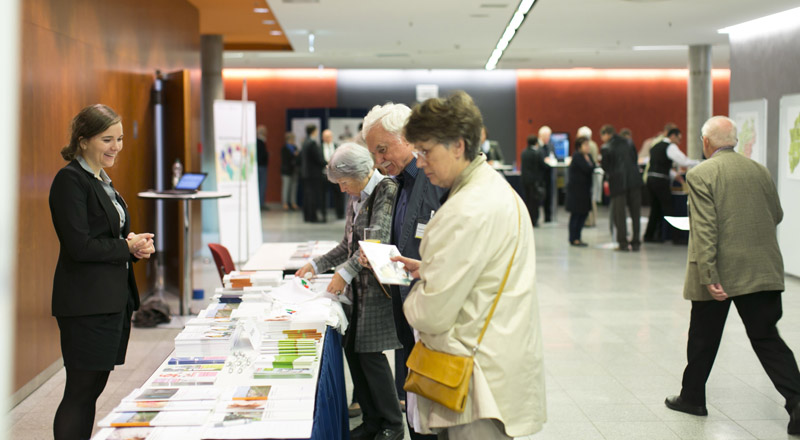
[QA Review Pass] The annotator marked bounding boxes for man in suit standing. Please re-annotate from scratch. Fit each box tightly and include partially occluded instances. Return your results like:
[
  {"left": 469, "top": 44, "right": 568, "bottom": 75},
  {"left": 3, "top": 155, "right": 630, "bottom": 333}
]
[
  {"left": 520, "top": 134, "right": 546, "bottom": 227},
  {"left": 363, "top": 102, "right": 445, "bottom": 440},
  {"left": 321, "top": 129, "right": 345, "bottom": 219},
  {"left": 537, "top": 125, "right": 554, "bottom": 222},
  {"left": 300, "top": 124, "right": 326, "bottom": 222},
  {"left": 665, "top": 116, "right": 800, "bottom": 435},
  {"left": 600, "top": 124, "right": 643, "bottom": 251}
]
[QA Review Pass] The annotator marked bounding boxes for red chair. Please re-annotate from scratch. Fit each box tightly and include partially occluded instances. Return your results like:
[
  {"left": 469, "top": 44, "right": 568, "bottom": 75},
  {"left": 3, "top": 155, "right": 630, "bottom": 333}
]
[{"left": 208, "top": 243, "right": 235, "bottom": 284}]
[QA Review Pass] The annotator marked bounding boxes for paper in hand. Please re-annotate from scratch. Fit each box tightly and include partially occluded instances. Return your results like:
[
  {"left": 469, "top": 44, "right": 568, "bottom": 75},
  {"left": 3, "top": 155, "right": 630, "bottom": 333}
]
[{"left": 358, "top": 241, "right": 413, "bottom": 286}]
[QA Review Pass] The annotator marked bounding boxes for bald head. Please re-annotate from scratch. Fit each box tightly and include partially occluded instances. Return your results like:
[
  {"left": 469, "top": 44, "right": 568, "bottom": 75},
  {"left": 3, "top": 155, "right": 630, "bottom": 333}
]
[
  {"left": 701, "top": 116, "right": 738, "bottom": 158},
  {"left": 322, "top": 129, "right": 333, "bottom": 143},
  {"left": 538, "top": 126, "right": 552, "bottom": 145}
]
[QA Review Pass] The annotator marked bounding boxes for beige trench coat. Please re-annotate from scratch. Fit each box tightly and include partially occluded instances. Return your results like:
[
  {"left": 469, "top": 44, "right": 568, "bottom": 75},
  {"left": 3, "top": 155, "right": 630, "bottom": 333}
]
[{"left": 403, "top": 155, "right": 546, "bottom": 437}]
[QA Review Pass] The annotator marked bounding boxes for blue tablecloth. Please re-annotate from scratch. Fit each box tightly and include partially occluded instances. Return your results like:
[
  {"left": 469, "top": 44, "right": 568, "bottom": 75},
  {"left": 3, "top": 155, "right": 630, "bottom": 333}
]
[{"left": 283, "top": 326, "right": 349, "bottom": 440}]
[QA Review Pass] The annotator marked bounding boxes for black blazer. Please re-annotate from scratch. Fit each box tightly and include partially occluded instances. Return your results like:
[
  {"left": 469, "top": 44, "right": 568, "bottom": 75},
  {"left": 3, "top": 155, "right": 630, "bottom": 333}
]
[
  {"left": 49, "top": 160, "right": 140, "bottom": 317},
  {"left": 300, "top": 138, "right": 325, "bottom": 180},
  {"left": 566, "top": 151, "right": 595, "bottom": 214},
  {"left": 520, "top": 146, "right": 547, "bottom": 187}
]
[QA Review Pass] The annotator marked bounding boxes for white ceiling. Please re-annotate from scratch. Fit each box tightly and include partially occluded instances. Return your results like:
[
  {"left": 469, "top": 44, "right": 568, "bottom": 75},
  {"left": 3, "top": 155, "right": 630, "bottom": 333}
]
[{"left": 223, "top": 0, "right": 800, "bottom": 69}]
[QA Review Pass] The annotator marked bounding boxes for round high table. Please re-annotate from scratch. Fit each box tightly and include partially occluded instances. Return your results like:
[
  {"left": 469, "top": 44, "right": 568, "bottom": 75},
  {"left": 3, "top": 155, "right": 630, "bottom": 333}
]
[{"left": 138, "top": 190, "right": 230, "bottom": 315}]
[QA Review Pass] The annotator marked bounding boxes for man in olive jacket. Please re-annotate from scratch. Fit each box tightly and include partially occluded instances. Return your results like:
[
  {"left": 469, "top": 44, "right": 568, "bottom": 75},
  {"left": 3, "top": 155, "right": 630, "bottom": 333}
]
[{"left": 665, "top": 116, "right": 800, "bottom": 435}]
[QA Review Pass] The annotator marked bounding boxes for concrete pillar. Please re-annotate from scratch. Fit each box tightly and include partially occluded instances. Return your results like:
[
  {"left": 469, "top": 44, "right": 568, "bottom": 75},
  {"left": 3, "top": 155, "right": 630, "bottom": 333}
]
[
  {"left": 201, "top": 34, "right": 224, "bottom": 233},
  {"left": 687, "top": 45, "right": 713, "bottom": 160}
]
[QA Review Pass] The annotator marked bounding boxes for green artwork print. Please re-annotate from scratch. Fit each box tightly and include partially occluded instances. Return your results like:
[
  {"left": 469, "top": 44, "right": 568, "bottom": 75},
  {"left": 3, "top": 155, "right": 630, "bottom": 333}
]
[{"left": 791, "top": 112, "right": 800, "bottom": 174}]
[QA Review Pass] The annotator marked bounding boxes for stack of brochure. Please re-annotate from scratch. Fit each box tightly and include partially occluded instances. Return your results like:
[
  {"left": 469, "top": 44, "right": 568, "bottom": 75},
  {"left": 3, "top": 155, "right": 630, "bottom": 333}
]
[{"left": 173, "top": 323, "right": 239, "bottom": 357}]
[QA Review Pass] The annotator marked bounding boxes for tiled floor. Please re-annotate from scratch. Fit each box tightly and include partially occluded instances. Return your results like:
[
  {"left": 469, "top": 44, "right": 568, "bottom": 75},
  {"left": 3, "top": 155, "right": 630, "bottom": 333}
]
[{"left": 10, "top": 203, "right": 800, "bottom": 439}]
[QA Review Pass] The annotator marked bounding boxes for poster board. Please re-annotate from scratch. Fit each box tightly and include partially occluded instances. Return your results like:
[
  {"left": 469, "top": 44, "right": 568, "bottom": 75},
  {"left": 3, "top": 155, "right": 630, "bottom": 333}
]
[
  {"left": 290, "top": 118, "right": 321, "bottom": 151},
  {"left": 328, "top": 117, "right": 363, "bottom": 144},
  {"left": 777, "top": 93, "right": 800, "bottom": 276},
  {"left": 729, "top": 99, "right": 768, "bottom": 166},
  {"left": 214, "top": 99, "right": 264, "bottom": 263}
]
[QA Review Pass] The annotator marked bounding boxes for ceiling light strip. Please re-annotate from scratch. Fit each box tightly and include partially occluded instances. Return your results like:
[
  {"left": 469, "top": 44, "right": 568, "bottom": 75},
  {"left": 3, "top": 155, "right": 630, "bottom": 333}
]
[
  {"left": 718, "top": 6, "right": 800, "bottom": 36},
  {"left": 485, "top": 0, "right": 537, "bottom": 70}
]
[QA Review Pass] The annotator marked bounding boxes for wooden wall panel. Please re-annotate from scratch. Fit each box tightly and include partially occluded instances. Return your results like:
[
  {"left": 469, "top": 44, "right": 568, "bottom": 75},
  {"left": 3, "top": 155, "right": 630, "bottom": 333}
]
[
  {"left": 222, "top": 73, "right": 338, "bottom": 203},
  {"left": 515, "top": 71, "right": 730, "bottom": 160},
  {"left": 17, "top": 0, "right": 201, "bottom": 393}
]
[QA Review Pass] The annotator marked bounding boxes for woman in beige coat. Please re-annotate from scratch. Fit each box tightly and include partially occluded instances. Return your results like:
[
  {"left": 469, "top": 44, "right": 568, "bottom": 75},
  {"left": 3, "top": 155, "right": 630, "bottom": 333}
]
[{"left": 392, "top": 91, "right": 546, "bottom": 439}]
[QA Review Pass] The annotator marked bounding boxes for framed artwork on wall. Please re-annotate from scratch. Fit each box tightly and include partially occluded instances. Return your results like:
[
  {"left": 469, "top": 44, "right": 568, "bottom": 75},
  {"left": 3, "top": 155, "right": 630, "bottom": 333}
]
[{"left": 729, "top": 99, "right": 768, "bottom": 166}]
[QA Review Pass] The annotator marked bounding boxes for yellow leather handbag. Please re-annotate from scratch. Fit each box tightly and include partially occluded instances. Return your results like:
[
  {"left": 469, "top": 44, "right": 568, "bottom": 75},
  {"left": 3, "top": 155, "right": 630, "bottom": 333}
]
[{"left": 403, "top": 196, "right": 521, "bottom": 413}]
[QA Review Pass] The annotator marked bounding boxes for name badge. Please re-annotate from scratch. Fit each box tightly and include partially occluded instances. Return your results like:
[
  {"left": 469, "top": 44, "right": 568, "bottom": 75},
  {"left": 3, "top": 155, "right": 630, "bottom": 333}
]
[{"left": 415, "top": 222, "right": 427, "bottom": 239}]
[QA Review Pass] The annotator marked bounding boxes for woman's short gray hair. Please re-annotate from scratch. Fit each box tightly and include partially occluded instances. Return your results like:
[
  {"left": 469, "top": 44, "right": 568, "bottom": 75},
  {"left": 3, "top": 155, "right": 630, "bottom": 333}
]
[
  {"left": 361, "top": 103, "right": 412, "bottom": 139},
  {"left": 327, "top": 142, "right": 374, "bottom": 183}
]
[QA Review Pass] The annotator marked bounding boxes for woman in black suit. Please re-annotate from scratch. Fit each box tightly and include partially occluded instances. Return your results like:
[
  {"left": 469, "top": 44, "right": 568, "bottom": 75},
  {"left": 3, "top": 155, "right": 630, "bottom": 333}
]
[
  {"left": 49, "top": 104, "right": 155, "bottom": 440},
  {"left": 566, "top": 136, "right": 596, "bottom": 246}
]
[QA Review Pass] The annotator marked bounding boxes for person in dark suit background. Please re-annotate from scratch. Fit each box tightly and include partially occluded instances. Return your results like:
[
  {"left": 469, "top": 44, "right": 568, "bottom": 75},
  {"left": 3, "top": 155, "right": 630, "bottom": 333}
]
[
  {"left": 566, "top": 136, "right": 596, "bottom": 246},
  {"left": 520, "top": 134, "right": 546, "bottom": 227},
  {"left": 256, "top": 124, "right": 269, "bottom": 211},
  {"left": 321, "top": 129, "right": 345, "bottom": 219},
  {"left": 280, "top": 132, "right": 300, "bottom": 211},
  {"left": 600, "top": 124, "right": 643, "bottom": 251},
  {"left": 537, "top": 125, "right": 554, "bottom": 222},
  {"left": 300, "top": 124, "right": 326, "bottom": 222},
  {"left": 361, "top": 102, "right": 445, "bottom": 440},
  {"left": 49, "top": 104, "right": 155, "bottom": 440}
]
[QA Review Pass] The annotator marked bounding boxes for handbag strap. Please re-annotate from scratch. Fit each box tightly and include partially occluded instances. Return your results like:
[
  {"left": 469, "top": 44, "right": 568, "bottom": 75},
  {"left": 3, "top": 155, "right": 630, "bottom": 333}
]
[{"left": 474, "top": 192, "right": 522, "bottom": 355}]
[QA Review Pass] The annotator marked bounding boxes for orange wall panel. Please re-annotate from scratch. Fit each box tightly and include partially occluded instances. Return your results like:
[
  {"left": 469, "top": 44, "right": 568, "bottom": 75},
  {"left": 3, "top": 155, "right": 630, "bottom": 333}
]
[
  {"left": 223, "top": 71, "right": 338, "bottom": 202},
  {"left": 515, "top": 70, "right": 730, "bottom": 161}
]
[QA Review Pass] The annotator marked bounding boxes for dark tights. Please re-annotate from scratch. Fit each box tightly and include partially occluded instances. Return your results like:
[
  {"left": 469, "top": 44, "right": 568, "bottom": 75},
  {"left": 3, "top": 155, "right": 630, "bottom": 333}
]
[{"left": 53, "top": 368, "right": 110, "bottom": 440}]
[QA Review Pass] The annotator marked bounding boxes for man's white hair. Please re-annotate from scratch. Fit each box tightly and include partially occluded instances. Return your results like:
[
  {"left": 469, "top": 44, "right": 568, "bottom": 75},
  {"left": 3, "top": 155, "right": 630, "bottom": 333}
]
[
  {"left": 701, "top": 116, "right": 738, "bottom": 149},
  {"left": 576, "top": 126, "right": 592, "bottom": 138},
  {"left": 361, "top": 103, "right": 412, "bottom": 139},
  {"left": 538, "top": 125, "right": 552, "bottom": 137}
]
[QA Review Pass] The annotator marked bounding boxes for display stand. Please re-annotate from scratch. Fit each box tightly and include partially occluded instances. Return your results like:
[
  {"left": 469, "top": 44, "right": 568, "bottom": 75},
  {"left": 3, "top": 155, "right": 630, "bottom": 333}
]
[{"left": 138, "top": 191, "right": 231, "bottom": 315}]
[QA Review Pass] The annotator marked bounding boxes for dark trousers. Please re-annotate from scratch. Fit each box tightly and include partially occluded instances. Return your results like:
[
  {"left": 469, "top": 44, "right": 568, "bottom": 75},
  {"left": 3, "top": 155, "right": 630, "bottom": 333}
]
[
  {"left": 680, "top": 291, "right": 800, "bottom": 411},
  {"left": 610, "top": 187, "right": 642, "bottom": 248},
  {"left": 54, "top": 368, "right": 111, "bottom": 440},
  {"left": 644, "top": 177, "right": 675, "bottom": 242},
  {"left": 258, "top": 165, "right": 268, "bottom": 210},
  {"left": 303, "top": 178, "right": 325, "bottom": 222},
  {"left": 522, "top": 183, "right": 542, "bottom": 227},
  {"left": 344, "top": 310, "right": 403, "bottom": 433},
  {"left": 568, "top": 212, "right": 589, "bottom": 243},
  {"left": 543, "top": 167, "right": 553, "bottom": 222}
]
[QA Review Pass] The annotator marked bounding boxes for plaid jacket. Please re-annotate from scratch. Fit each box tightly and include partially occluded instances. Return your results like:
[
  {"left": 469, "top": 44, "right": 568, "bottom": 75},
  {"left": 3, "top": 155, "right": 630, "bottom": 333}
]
[{"left": 314, "top": 176, "right": 401, "bottom": 352}]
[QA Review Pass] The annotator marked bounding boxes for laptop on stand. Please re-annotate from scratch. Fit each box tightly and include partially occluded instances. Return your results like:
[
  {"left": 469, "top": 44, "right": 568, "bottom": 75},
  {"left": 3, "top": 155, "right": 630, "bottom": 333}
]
[{"left": 158, "top": 172, "right": 208, "bottom": 194}]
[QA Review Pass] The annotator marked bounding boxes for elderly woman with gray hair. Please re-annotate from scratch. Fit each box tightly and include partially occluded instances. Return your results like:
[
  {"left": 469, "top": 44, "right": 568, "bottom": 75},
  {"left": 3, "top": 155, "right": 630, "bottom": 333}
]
[{"left": 295, "top": 142, "right": 404, "bottom": 440}]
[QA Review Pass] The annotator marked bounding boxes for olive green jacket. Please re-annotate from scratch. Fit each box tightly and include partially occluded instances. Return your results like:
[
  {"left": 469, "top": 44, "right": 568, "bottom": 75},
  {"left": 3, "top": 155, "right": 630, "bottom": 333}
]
[{"left": 683, "top": 149, "right": 784, "bottom": 301}]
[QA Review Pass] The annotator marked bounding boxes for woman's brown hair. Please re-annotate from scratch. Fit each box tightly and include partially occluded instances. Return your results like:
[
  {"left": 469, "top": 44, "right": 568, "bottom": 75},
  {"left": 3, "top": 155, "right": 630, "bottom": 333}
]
[{"left": 61, "top": 104, "right": 121, "bottom": 161}]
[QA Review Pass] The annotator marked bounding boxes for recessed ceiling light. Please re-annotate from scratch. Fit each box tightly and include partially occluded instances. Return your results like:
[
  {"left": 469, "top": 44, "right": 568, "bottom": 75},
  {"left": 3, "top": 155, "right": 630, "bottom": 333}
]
[
  {"left": 262, "top": 20, "right": 275, "bottom": 25},
  {"left": 253, "top": 7, "right": 269, "bottom": 13},
  {"left": 223, "top": 52, "right": 244, "bottom": 59},
  {"left": 270, "top": 30, "right": 282, "bottom": 36}
]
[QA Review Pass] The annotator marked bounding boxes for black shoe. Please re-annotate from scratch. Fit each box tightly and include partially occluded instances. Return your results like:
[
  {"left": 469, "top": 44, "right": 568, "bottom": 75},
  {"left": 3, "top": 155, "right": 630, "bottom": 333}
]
[
  {"left": 665, "top": 395, "right": 707, "bottom": 416},
  {"left": 348, "top": 402, "right": 362, "bottom": 418},
  {"left": 631, "top": 244, "right": 641, "bottom": 251},
  {"left": 615, "top": 245, "right": 630, "bottom": 252},
  {"left": 374, "top": 428, "right": 404, "bottom": 440},
  {"left": 789, "top": 402, "right": 800, "bottom": 435},
  {"left": 350, "top": 424, "right": 377, "bottom": 440}
]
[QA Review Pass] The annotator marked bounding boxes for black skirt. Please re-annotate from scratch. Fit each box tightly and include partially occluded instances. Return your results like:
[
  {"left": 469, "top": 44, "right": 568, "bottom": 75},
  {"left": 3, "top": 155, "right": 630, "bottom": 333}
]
[{"left": 57, "top": 295, "right": 134, "bottom": 371}]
